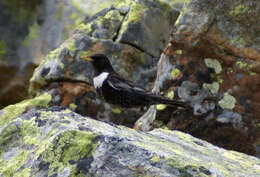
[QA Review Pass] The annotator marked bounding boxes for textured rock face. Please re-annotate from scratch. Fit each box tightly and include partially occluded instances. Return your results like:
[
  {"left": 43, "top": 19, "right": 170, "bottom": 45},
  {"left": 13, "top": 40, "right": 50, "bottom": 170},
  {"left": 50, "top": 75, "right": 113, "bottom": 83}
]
[
  {"left": 0, "top": 106, "right": 259, "bottom": 177},
  {"left": 0, "top": 0, "right": 93, "bottom": 108},
  {"left": 29, "top": 0, "right": 179, "bottom": 126},
  {"left": 142, "top": 0, "right": 260, "bottom": 157}
]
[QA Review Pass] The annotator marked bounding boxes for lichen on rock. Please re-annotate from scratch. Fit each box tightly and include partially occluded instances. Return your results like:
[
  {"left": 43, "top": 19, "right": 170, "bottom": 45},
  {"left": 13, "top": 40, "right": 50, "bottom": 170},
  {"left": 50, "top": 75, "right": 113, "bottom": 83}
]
[{"left": 0, "top": 107, "right": 259, "bottom": 176}]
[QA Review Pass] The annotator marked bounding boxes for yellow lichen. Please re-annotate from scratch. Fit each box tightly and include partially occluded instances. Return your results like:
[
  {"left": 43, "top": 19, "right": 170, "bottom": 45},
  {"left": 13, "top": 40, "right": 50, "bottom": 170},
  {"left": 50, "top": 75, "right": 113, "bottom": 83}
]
[
  {"left": 168, "top": 91, "right": 175, "bottom": 99},
  {"left": 156, "top": 104, "right": 167, "bottom": 111},
  {"left": 170, "top": 68, "right": 181, "bottom": 80},
  {"left": 0, "top": 93, "right": 52, "bottom": 126},
  {"left": 229, "top": 4, "right": 249, "bottom": 16},
  {"left": 151, "top": 155, "right": 160, "bottom": 163},
  {"left": 112, "top": 108, "right": 122, "bottom": 114}
]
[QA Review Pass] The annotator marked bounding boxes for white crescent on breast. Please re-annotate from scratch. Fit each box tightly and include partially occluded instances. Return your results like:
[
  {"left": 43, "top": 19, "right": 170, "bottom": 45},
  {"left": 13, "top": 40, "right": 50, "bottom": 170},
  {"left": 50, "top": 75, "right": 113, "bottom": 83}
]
[{"left": 93, "top": 72, "right": 109, "bottom": 89}]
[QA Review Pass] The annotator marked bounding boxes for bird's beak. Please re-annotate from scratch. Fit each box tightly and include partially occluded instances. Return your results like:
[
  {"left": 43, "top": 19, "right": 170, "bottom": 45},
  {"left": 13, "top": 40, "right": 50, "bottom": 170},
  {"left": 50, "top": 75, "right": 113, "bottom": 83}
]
[{"left": 80, "top": 56, "right": 94, "bottom": 62}]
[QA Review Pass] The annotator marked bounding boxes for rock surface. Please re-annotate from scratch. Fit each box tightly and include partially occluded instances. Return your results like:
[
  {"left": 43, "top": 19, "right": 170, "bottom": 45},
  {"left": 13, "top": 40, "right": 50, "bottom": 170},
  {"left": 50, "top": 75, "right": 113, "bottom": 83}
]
[
  {"left": 0, "top": 105, "right": 260, "bottom": 177},
  {"left": 29, "top": 0, "right": 179, "bottom": 126},
  {"left": 139, "top": 0, "right": 260, "bottom": 157},
  {"left": 0, "top": 0, "right": 95, "bottom": 108}
]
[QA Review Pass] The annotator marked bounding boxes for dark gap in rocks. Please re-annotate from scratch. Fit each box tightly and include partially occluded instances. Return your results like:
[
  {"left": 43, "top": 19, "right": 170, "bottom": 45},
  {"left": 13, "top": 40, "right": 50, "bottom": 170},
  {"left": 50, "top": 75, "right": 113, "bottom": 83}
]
[{"left": 121, "top": 41, "right": 156, "bottom": 58}]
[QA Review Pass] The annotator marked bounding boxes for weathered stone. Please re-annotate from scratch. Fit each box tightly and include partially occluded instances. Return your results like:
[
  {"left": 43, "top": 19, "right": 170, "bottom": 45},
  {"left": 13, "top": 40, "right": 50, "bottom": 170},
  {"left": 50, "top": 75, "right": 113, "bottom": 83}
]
[
  {"left": 29, "top": 0, "right": 180, "bottom": 126},
  {"left": 173, "top": 0, "right": 260, "bottom": 61},
  {"left": 137, "top": 0, "right": 260, "bottom": 157},
  {"left": 0, "top": 0, "right": 92, "bottom": 107},
  {"left": 0, "top": 106, "right": 259, "bottom": 177}
]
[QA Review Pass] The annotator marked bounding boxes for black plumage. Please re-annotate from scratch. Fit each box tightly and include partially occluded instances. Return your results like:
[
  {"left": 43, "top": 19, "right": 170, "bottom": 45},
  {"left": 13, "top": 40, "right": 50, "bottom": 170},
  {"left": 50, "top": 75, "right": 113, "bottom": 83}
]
[{"left": 81, "top": 54, "right": 186, "bottom": 108}]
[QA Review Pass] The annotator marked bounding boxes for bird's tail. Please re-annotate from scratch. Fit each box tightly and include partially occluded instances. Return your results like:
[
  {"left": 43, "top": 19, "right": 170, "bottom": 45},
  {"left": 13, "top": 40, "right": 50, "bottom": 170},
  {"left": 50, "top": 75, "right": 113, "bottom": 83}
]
[{"left": 148, "top": 94, "right": 187, "bottom": 108}]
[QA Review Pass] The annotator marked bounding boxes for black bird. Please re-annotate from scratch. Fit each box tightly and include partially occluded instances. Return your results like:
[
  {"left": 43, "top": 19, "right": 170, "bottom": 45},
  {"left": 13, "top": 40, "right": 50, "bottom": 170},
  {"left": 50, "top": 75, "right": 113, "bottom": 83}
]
[{"left": 81, "top": 54, "right": 186, "bottom": 108}]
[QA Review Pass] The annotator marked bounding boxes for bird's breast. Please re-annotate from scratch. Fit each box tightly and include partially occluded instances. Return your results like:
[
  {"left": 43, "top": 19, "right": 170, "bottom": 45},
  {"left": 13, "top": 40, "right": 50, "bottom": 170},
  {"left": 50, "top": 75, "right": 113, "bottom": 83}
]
[{"left": 93, "top": 72, "right": 109, "bottom": 89}]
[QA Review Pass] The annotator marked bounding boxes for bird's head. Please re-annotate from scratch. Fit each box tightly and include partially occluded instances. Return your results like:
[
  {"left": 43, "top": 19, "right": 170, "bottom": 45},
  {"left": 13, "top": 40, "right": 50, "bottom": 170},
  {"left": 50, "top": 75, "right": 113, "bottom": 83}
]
[{"left": 80, "top": 54, "right": 114, "bottom": 74}]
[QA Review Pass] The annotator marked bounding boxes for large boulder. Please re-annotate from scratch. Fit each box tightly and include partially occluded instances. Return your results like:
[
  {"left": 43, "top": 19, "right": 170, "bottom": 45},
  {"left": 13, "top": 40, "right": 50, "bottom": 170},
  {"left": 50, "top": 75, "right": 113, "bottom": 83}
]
[
  {"left": 0, "top": 105, "right": 259, "bottom": 177},
  {"left": 29, "top": 0, "right": 180, "bottom": 126},
  {"left": 0, "top": 0, "right": 96, "bottom": 108},
  {"left": 137, "top": 0, "right": 260, "bottom": 157}
]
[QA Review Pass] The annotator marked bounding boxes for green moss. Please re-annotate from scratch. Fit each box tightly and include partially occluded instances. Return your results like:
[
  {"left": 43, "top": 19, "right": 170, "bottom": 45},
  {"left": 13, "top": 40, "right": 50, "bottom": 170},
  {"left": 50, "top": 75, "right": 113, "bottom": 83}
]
[
  {"left": 218, "top": 92, "right": 236, "bottom": 110},
  {"left": 176, "top": 49, "right": 182, "bottom": 55},
  {"left": 203, "top": 82, "right": 219, "bottom": 94},
  {"left": 0, "top": 40, "right": 7, "bottom": 58},
  {"left": 65, "top": 39, "right": 77, "bottom": 52},
  {"left": 249, "top": 71, "right": 257, "bottom": 75},
  {"left": 69, "top": 103, "right": 77, "bottom": 111},
  {"left": 170, "top": 68, "right": 181, "bottom": 80},
  {"left": 30, "top": 37, "right": 77, "bottom": 88},
  {"left": 127, "top": 3, "right": 147, "bottom": 23},
  {"left": 114, "top": 0, "right": 133, "bottom": 9},
  {"left": 42, "top": 130, "right": 98, "bottom": 176},
  {"left": 20, "top": 118, "right": 41, "bottom": 146},
  {"left": 217, "top": 75, "right": 223, "bottom": 84},
  {"left": 55, "top": 2, "right": 63, "bottom": 20},
  {"left": 229, "top": 4, "right": 249, "bottom": 16},
  {"left": 151, "top": 155, "right": 160, "bottom": 163},
  {"left": 0, "top": 150, "right": 30, "bottom": 177},
  {"left": 204, "top": 58, "right": 222, "bottom": 74},
  {"left": 230, "top": 37, "right": 246, "bottom": 46},
  {"left": 13, "top": 168, "right": 31, "bottom": 177},
  {"left": 0, "top": 124, "right": 20, "bottom": 154},
  {"left": 77, "top": 23, "right": 92, "bottom": 33},
  {"left": 236, "top": 61, "right": 248, "bottom": 69},
  {"left": 22, "top": 21, "right": 40, "bottom": 46},
  {"left": 78, "top": 50, "right": 93, "bottom": 58},
  {"left": 168, "top": 91, "right": 174, "bottom": 99},
  {"left": 235, "top": 61, "right": 258, "bottom": 75},
  {"left": 112, "top": 108, "right": 122, "bottom": 114},
  {"left": 0, "top": 93, "right": 52, "bottom": 126},
  {"left": 156, "top": 104, "right": 167, "bottom": 111}
]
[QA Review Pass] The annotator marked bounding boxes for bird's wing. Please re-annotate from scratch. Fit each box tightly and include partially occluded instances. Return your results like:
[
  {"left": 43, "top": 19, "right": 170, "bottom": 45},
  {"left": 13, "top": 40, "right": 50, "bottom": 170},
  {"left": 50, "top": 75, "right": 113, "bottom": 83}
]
[{"left": 107, "top": 74, "right": 147, "bottom": 93}]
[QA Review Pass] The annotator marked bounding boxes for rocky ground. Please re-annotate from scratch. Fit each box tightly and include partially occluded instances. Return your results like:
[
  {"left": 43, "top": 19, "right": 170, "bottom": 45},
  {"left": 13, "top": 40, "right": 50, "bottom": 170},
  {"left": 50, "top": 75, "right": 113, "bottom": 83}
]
[{"left": 0, "top": 104, "right": 259, "bottom": 176}]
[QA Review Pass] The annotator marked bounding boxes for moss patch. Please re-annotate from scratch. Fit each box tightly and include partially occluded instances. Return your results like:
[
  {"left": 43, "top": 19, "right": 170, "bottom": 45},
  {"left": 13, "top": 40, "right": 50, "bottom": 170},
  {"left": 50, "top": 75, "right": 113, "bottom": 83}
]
[
  {"left": 156, "top": 104, "right": 167, "bottom": 111},
  {"left": 22, "top": 21, "right": 40, "bottom": 46},
  {"left": 151, "top": 155, "right": 160, "bottom": 163},
  {"left": 55, "top": 2, "right": 63, "bottom": 20},
  {"left": 0, "top": 40, "right": 7, "bottom": 58},
  {"left": 229, "top": 4, "right": 249, "bottom": 16},
  {"left": 0, "top": 93, "right": 52, "bottom": 126},
  {"left": 112, "top": 108, "right": 122, "bottom": 114},
  {"left": 0, "top": 150, "right": 30, "bottom": 177},
  {"left": 127, "top": 3, "right": 147, "bottom": 24},
  {"left": 170, "top": 68, "right": 181, "bottom": 80},
  {"left": 42, "top": 130, "right": 98, "bottom": 176},
  {"left": 167, "top": 91, "right": 175, "bottom": 99}
]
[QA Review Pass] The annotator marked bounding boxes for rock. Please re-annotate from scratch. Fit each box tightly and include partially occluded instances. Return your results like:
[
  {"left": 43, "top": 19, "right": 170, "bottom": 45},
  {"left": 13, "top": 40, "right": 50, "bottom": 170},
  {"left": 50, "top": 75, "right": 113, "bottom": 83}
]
[
  {"left": 0, "top": 106, "right": 259, "bottom": 177},
  {"left": 29, "top": 0, "right": 180, "bottom": 126},
  {"left": 0, "top": 0, "right": 41, "bottom": 108},
  {"left": 0, "top": 0, "right": 92, "bottom": 108},
  {"left": 173, "top": 0, "right": 260, "bottom": 61},
  {"left": 138, "top": 0, "right": 260, "bottom": 157}
]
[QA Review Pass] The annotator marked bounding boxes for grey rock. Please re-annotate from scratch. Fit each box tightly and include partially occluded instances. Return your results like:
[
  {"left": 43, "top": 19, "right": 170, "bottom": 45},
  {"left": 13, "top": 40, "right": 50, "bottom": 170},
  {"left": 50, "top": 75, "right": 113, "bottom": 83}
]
[{"left": 0, "top": 107, "right": 259, "bottom": 176}]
